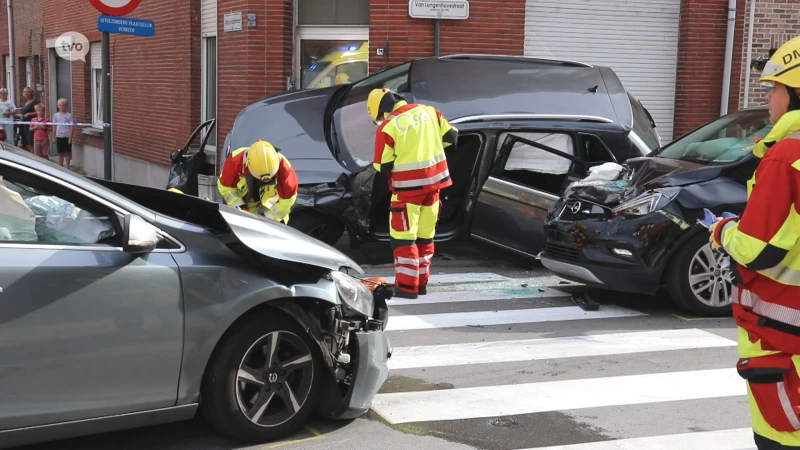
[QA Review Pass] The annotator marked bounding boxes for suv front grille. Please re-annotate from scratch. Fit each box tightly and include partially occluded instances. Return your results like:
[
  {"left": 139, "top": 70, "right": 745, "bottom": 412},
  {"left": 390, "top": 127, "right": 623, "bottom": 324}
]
[{"left": 544, "top": 243, "right": 582, "bottom": 264}]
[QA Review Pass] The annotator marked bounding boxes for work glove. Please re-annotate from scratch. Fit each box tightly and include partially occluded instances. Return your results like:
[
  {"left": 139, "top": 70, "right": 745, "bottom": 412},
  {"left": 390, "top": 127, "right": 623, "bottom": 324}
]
[{"left": 708, "top": 212, "right": 737, "bottom": 252}]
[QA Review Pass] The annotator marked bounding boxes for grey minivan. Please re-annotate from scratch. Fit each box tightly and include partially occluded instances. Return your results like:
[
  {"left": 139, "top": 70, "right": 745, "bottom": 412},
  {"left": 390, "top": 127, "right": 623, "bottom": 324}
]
[
  {"left": 222, "top": 55, "right": 662, "bottom": 262},
  {"left": 0, "top": 144, "right": 390, "bottom": 448}
]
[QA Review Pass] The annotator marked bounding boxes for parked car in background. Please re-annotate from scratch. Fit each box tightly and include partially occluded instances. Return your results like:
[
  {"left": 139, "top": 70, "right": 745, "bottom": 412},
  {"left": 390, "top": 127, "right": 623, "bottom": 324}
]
[
  {"left": 0, "top": 144, "right": 390, "bottom": 448},
  {"left": 541, "top": 107, "right": 772, "bottom": 316},
  {"left": 222, "top": 55, "right": 662, "bottom": 261}
]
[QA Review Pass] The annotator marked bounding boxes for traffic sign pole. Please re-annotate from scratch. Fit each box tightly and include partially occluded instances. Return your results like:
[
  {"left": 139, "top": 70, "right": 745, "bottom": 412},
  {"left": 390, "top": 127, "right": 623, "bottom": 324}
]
[
  {"left": 434, "top": 19, "right": 440, "bottom": 57},
  {"left": 102, "top": 31, "right": 112, "bottom": 181},
  {"left": 90, "top": 0, "right": 144, "bottom": 181}
]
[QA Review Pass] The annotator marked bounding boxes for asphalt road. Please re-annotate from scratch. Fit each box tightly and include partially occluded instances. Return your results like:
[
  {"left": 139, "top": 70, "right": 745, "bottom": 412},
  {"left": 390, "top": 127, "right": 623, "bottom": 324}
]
[{"left": 13, "top": 242, "right": 757, "bottom": 450}]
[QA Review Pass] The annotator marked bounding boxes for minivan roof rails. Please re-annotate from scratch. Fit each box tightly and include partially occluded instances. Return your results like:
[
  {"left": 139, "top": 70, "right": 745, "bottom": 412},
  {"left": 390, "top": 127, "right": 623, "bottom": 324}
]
[{"left": 438, "top": 54, "right": 593, "bottom": 68}]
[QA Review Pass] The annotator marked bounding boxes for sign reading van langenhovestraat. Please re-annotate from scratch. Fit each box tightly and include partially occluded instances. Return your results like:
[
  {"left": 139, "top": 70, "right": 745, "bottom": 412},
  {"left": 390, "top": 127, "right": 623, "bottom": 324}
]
[{"left": 408, "top": 0, "right": 470, "bottom": 20}]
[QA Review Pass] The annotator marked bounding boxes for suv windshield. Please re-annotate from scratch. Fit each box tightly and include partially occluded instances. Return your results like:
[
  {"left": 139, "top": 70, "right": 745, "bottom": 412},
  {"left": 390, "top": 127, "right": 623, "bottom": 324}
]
[
  {"left": 331, "top": 63, "right": 412, "bottom": 170},
  {"left": 653, "top": 109, "right": 772, "bottom": 165}
]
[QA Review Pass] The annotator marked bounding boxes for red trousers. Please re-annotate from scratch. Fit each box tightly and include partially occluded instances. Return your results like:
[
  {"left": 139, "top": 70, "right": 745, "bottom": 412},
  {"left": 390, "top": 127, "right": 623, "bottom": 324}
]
[{"left": 389, "top": 190, "right": 441, "bottom": 294}]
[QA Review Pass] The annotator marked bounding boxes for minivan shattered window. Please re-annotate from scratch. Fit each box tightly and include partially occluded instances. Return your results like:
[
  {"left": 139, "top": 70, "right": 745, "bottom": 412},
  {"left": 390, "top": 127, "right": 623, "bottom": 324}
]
[{"left": 654, "top": 109, "right": 772, "bottom": 165}]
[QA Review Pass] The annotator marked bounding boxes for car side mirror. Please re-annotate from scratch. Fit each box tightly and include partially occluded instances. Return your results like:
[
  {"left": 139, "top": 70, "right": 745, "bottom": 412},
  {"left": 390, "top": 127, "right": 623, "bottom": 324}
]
[{"left": 122, "top": 214, "right": 159, "bottom": 254}]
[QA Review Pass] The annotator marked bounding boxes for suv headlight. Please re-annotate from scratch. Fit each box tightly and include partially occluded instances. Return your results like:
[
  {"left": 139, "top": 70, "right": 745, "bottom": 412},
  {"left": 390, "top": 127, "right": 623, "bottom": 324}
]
[
  {"left": 612, "top": 193, "right": 664, "bottom": 216},
  {"left": 330, "top": 271, "right": 375, "bottom": 317}
]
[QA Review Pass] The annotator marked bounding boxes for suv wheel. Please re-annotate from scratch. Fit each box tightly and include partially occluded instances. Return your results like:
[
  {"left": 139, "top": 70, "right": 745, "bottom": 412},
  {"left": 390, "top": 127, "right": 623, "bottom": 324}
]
[
  {"left": 666, "top": 232, "right": 733, "bottom": 317},
  {"left": 289, "top": 213, "right": 345, "bottom": 246},
  {"left": 201, "top": 312, "right": 323, "bottom": 443}
]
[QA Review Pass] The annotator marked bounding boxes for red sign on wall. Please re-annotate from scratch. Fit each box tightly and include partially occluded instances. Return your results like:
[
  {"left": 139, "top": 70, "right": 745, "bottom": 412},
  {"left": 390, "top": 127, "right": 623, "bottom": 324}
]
[{"left": 89, "top": 0, "right": 142, "bottom": 16}]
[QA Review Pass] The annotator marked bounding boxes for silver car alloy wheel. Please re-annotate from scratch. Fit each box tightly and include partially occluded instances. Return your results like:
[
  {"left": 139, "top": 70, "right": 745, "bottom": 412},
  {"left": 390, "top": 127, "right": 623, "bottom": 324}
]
[
  {"left": 234, "top": 330, "right": 315, "bottom": 428},
  {"left": 688, "top": 243, "right": 733, "bottom": 308}
]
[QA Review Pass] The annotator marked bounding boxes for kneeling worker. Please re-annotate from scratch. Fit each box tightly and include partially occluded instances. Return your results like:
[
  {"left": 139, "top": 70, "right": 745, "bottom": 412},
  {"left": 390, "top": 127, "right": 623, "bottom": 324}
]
[
  {"left": 368, "top": 87, "right": 458, "bottom": 299},
  {"left": 217, "top": 140, "right": 298, "bottom": 224}
]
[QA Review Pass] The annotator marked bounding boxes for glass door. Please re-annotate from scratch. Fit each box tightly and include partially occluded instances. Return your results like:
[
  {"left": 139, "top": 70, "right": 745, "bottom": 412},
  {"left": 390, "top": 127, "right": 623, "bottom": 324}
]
[{"left": 295, "top": 27, "right": 369, "bottom": 90}]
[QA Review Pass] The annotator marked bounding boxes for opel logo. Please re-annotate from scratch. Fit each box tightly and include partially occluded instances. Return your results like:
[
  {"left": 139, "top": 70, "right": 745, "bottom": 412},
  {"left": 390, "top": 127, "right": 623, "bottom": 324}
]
[
  {"left": 570, "top": 201, "right": 582, "bottom": 214},
  {"left": 268, "top": 373, "right": 279, "bottom": 383}
]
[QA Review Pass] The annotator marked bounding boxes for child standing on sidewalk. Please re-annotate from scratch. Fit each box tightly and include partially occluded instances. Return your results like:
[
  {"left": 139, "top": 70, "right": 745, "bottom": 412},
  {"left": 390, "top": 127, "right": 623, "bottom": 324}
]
[
  {"left": 30, "top": 104, "right": 51, "bottom": 160},
  {"left": 53, "top": 99, "right": 74, "bottom": 169}
]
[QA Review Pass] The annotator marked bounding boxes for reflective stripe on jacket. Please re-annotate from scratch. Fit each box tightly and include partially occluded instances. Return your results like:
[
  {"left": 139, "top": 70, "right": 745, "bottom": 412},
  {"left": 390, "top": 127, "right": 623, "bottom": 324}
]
[
  {"left": 217, "top": 146, "right": 299, "bottom": 223},
  {"left": 373, "top": 102, "right": 457, "bottom": 194}
]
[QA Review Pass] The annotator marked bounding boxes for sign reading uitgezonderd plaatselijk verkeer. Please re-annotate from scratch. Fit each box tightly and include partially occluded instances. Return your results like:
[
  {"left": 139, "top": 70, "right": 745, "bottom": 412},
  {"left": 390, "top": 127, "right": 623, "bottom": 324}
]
[{"left": 98, "top": 15, "right": 155, "bottom": 37}]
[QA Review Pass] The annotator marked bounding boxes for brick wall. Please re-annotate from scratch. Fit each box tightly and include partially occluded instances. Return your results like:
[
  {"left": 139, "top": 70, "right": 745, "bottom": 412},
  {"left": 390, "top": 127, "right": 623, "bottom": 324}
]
[
  {"left": 12, "top": 0, "right": 43, "bottom": 105},
  {"left": 369, "top": 0, "right": 525, "bottom": 74},
  {"left": 40, "top": 0, "right": 201, "bottom": 167},
  {"left": 738, "top": 0, "right": 800, "bottom": 109},
  {"left": 216, "top": 0, "right": 293, "bottom": 155},
  {"left": 674, "top": 0, "right": 747, "bottom": 138}
]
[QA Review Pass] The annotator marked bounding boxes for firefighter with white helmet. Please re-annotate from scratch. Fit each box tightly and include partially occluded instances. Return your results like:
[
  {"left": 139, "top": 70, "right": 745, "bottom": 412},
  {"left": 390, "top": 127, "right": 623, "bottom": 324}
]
[{"left": 217, "top": 139, "right": 298, "bottom": 224}]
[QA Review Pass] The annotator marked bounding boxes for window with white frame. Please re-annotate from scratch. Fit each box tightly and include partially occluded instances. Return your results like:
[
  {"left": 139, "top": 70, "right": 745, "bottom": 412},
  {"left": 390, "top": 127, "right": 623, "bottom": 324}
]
[
  {"left": 90, "top": 43, "right": 103, "bottom": 129},
  {"left": 25, "top": 57, "right": 33, "bottom": 89},
  {"left": 4, "top": 55, "right": 11, "bottom": 98},
  {"left": 202, "top": 36, "right": 217, "bottom": 146}
]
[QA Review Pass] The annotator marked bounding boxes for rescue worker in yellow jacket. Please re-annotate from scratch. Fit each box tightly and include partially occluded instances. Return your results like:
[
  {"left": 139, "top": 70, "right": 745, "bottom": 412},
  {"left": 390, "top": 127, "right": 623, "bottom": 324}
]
[
  {"left": 217, "top": 140, "right": 299, "bottom": 224},
  {"left": 710, "top": 36, "right": 800, "bottom": 449},
  {"left": 369, "top": 87, "right": 458, "bottom": 299}
]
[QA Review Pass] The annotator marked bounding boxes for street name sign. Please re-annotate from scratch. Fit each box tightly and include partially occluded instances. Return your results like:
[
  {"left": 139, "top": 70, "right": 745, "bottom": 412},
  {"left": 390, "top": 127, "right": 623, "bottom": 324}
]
[
  {"left": 409, "top": 0, "right": 470, "bottom": 20},
  {"left": 98, "top": 15, "right": 155, "bottom": 37},
  {"left": 89, "top": 0, "right": 142, "bottom": 17},
  {"left": 224, "top": 12, "right": 243, "bottom": 32}
]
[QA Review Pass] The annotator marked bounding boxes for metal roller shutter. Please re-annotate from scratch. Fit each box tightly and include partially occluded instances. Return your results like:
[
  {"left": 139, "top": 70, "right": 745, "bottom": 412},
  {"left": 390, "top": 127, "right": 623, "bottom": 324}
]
[
  {"left": 525, "top": 0, "right": 681, "bottom": 141},
  {"left": 202, "top": 0, "right": 217, "bottom": 36}
]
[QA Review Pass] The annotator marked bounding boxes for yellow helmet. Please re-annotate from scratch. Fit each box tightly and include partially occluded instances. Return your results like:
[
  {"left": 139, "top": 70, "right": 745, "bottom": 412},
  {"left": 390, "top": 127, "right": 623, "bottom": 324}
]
[
  {"left": 367, "top": 88, "right": 406, "bottom": 122},
  {"left": 759, "top": 36, "right": 800, "bottom": 88},
  {"left": 335, "top": 73, "right": 351, "bottom": 85},
  {"left": 246, "top": 140, "right": 280, "bottom": 180}
]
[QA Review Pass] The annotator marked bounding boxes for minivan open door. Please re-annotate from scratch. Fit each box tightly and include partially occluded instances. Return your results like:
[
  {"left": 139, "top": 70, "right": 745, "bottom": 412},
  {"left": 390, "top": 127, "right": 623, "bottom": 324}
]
[
  {"left": 166, "top": 118, "right": 217, "bottom": 197},
  {"left": 470, "top": 131, "right": 588, "bottom": 257}
]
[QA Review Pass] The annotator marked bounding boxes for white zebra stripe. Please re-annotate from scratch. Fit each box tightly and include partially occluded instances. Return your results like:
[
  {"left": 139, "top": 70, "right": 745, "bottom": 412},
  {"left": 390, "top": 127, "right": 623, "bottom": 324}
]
[
  {"left": 386, "top": 287, "right": 570, "bottom": 306},
  {"left": 370, "top": 368, "right": 746, "bottom": 424},
  {"left": 520, "top": 428, "right": 754, "bottom": 450},
  {"left": 388, "top": 329, "right": 736, "bottom": 370},
  {"left": 370, "top": 272, "right": 514, "bottom": 285},
  {"left": 384, "top": 304, "right": 644, "bottom": 331}
]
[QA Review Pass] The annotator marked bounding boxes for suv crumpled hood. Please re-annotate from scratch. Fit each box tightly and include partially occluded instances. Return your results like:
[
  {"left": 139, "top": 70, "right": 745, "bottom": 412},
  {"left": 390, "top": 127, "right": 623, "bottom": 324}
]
[
  {"left": 219, "top": 207, "right": 364, "bottom": 274},
  {"left": 626, "top": 157, "right": 723, "bottom": 189},
  {"left": 565, "top": 157, "right": 723, "bottom": 207}
]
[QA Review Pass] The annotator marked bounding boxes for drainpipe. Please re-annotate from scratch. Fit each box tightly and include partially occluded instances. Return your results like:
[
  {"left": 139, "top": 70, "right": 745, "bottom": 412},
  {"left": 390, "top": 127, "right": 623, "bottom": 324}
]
[
  {"left": 720, "top": 0, "right": 737, "bottom": 116},
  {"left": 743, "top": 0, "right": 757, "bottom": 108},
  {"left": 6, "top": 0, "right": 15, "bottom": 103}
]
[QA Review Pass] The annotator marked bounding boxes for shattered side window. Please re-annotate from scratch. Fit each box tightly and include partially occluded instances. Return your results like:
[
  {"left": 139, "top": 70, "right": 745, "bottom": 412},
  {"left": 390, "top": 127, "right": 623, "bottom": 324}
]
[
  {"left": 496, "top": 132, "right": 576, "bottom": 195},
  {"left": 498, "top": 132, "right": 574, "bottom": 175}
]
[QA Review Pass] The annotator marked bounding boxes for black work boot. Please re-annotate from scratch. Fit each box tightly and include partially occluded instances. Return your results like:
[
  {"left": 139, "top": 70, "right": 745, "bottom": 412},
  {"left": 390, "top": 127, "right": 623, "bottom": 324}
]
[
  {"left": 418, "top": 285, "right": 427, "bottom": 295},
  {"left": 392, "top": 286, "right": 418, "bottom": 300}
]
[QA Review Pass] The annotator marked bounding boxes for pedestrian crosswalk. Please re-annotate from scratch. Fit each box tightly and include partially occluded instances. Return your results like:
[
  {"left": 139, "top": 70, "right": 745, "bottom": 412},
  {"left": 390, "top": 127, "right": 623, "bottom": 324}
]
[{"left": 368, "top": 270, "right": 755, "bottom": 449}]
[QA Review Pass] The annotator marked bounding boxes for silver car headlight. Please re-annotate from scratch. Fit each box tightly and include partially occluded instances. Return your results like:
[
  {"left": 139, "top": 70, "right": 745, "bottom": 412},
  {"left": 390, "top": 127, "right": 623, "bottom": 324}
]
[{"left": 330, "top": 271, "right": 375, "bottom": 317}]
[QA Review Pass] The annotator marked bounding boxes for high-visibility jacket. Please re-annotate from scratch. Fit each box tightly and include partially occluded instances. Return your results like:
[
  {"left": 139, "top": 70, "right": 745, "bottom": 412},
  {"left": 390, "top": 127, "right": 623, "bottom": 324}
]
[
  {"left": 712, "top": 110, "right": 800, "bottom": 445},
  {"left": 217, "top": 146, "right": 298, "bottom": 223},
  {"left": 373, "top": 101, "right": 457, "bottom": 194}
]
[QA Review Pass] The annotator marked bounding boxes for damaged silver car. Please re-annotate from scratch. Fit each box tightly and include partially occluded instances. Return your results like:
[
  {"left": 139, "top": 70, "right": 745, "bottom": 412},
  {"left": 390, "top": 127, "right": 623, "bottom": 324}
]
[{"left": 0, "top": 143, "right": 391, "bottom": 448}]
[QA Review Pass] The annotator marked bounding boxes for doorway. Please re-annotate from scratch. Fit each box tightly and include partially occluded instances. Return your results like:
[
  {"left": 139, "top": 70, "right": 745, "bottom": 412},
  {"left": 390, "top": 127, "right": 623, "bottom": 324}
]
[{"left": 295, "top": 27, "right": 369, "bottom": 90}]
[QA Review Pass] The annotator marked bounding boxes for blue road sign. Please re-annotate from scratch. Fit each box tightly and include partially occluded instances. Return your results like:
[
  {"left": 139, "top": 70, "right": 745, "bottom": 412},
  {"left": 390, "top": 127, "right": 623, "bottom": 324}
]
[{"left": 98, "top": 15, "right": 155, "bottom": 37}]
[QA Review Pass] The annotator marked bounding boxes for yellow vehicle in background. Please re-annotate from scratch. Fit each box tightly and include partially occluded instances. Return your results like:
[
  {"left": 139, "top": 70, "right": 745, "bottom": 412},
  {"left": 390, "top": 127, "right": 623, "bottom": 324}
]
[{"left": 305, "top": 42, "right": 369, "bottom": 89}]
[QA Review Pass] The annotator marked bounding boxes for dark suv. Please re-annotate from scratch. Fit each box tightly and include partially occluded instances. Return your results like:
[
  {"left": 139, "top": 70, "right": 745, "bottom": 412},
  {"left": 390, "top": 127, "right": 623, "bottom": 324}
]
[{"left": 222, "top": 55, "right": 661, "bottom": 259}]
